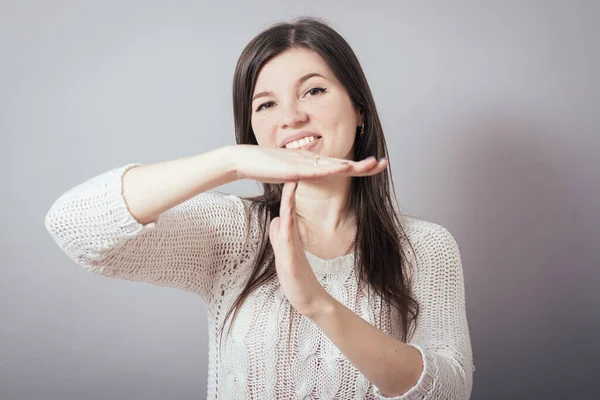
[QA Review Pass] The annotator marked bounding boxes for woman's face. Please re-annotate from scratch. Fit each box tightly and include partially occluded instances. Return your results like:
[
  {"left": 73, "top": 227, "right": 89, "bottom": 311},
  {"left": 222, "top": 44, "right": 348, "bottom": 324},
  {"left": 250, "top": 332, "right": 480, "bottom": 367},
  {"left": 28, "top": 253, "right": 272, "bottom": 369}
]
[{"left": 250, "top": 48, "right": 362, "bottom": 160}]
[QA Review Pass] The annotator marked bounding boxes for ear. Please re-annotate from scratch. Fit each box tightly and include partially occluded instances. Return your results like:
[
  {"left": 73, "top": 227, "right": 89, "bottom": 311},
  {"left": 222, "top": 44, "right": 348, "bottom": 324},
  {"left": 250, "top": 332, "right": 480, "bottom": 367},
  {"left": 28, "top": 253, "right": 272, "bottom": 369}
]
[{"left": 356, "top": 106, "right": 365, "bottom": 126}]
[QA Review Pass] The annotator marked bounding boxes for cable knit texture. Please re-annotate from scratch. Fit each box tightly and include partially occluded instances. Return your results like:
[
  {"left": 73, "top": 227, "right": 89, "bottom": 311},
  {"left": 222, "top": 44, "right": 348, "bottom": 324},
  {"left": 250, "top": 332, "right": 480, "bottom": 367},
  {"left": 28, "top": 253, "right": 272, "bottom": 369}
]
[{"left": 45, "top": 163, "right": 475, "bottom": 399}]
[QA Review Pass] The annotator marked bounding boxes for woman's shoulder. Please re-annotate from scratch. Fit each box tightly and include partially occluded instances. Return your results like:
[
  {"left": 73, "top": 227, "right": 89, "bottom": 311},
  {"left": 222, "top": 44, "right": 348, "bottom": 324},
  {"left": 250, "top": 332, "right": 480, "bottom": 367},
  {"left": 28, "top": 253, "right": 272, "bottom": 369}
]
[
  {"left": 210, "top": 192, "right": 267, "bottom": 238},
  {"left": 398, "top": 214, "right": 461, "bottom": 271},
  {"left": 398, "top": 214, "right": 463, "bottom": 285},
  {"left": 400, "top": 214, "right": 457, "bottom": 244}
]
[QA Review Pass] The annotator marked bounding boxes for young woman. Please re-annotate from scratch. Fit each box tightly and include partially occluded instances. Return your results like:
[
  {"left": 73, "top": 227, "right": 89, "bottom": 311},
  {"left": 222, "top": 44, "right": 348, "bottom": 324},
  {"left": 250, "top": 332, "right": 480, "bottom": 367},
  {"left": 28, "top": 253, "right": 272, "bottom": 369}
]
[{"left": 45, "top": 17, "right": 474, "bottom": 399}]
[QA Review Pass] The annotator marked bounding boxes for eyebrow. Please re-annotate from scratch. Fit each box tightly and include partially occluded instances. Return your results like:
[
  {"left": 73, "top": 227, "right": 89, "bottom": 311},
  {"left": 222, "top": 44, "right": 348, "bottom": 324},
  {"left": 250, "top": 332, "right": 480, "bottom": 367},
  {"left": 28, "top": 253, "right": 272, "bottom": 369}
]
[{"left": 251, "top": 72, "right": 326, "bottom": 102}]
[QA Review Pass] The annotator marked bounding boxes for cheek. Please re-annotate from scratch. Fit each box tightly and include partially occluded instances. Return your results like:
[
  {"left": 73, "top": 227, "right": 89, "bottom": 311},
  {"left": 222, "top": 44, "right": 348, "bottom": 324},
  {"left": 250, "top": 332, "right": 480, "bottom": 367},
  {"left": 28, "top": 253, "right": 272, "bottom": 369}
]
[
  {"left": 317, "top": 100, "right": 355, "bottom": 135},
  {"left": 251, "top": 116, "right": 277, "bottom": 146}
]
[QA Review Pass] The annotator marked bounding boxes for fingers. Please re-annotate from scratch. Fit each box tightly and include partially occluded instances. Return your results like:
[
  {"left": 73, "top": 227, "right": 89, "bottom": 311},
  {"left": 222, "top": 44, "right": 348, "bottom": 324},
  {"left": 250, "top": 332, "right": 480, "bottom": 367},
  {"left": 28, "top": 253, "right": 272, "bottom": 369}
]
[
  {"left": 280, "top": 180, "right": 298, "bottom": 241},
  {"left": 283, "top": 151, "right": 388, "bottom": 181},
  {"left": 310, "top": 156, "right": 387, "bottom": 178},
  {"left": 350, "top": 157, "right": 388, "bottom": 176},
  {"left": 268, "top": 216, "right": 281, "bottom": 250},
  {"left": 270, "top": 180, "right": 297, "bottom": 254}
]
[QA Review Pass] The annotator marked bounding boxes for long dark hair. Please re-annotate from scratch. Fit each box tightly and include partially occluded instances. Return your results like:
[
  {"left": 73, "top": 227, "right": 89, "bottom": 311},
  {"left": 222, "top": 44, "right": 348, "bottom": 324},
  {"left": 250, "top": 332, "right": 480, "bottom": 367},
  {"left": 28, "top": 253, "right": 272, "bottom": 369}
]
[{"left": 220, "top": 16, "right": 420, "bottom": 346}]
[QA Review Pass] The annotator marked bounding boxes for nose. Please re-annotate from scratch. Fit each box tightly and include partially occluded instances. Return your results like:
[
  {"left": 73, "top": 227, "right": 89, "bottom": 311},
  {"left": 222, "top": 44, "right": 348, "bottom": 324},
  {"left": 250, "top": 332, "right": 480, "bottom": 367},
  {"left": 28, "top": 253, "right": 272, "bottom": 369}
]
[{"left": 279, "top": 101, "right": 308, "bottom": 129}]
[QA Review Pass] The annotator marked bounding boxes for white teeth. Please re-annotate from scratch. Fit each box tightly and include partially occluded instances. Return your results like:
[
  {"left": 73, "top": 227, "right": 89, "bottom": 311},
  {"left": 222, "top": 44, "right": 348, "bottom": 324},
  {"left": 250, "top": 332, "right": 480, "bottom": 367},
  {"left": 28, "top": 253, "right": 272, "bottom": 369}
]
[{"left": 285, "top": 136, "right": 317, "bottom": 149}]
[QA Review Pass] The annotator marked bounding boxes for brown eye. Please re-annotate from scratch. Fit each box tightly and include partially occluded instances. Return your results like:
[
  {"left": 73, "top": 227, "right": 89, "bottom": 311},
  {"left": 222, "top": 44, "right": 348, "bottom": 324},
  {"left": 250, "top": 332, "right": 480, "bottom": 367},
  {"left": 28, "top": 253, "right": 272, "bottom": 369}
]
[
  {"left": 256, "top": 101, "right": 275, "bottom": 112},
  {"left": 305, "top": 87, "right": 327, "bottom": 97}
]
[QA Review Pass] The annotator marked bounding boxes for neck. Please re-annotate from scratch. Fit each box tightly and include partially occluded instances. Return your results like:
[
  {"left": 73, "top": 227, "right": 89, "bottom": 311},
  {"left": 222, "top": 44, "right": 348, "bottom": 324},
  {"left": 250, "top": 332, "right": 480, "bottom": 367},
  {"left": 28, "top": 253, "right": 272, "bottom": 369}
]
[{"left": 294, "top": 175, "right": 355, "bottom": 242}]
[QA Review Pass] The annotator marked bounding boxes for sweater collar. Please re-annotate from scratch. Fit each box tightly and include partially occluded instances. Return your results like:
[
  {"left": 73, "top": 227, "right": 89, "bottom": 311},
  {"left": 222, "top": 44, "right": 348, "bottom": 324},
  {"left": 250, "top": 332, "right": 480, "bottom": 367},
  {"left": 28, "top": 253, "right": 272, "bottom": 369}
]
[{"left": 304, "top": 250, "right": 355, "bottom": 276}]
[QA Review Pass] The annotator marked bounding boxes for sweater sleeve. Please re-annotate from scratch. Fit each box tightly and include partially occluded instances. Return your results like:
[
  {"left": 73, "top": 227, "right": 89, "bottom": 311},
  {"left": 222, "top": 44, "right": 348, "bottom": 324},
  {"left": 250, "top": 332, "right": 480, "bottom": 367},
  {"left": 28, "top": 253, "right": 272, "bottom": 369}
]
[
  {"left": 372, "top": 224, "right": 475, "bottom": 400},
  {"left": 44, "top": 163, "right": 258, "bottom": 308}
]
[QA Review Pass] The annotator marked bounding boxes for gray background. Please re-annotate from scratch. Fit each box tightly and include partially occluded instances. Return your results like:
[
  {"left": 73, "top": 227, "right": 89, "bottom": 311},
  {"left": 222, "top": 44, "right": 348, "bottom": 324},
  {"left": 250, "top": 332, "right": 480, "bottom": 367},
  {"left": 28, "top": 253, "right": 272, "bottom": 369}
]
[{"left": 1, "top": 1, "right": 598, "bottom": 399}]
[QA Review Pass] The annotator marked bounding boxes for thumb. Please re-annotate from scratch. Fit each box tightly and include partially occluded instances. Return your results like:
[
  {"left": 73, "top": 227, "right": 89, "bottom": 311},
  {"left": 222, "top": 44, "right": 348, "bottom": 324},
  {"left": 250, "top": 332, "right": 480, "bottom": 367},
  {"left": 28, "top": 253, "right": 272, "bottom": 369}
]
[{"left": 269, "top": 217, "right": 281, "bottom": 251}]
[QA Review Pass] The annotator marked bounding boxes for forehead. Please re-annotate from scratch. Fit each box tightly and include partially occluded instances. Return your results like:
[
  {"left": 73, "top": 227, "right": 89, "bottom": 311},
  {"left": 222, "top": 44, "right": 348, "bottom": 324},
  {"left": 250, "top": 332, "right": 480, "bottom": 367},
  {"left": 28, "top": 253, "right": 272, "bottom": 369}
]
[{"left": 253, "top": 48, "right": 334, "bottom": 91}]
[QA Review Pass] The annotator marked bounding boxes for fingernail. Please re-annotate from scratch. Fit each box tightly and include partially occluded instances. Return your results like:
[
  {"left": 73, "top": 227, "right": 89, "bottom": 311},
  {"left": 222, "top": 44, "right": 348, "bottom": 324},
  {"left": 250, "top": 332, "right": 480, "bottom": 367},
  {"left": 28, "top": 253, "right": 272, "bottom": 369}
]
[
  {"left": 340, "top": 161, "right": 348, "bottom": 165},
  {"left": 378, "top": 157, "right": 387, "bottom": 162},
  {"left": 365, "top": 156, "right": 375, "bottom": 161}
]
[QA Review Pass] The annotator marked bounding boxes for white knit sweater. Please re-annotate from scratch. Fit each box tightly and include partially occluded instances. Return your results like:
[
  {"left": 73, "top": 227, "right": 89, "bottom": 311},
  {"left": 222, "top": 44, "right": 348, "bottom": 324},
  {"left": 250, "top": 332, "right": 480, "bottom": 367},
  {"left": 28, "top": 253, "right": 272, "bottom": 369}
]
[{"left": 45, "top": 163, "right": 475, "bottom": 399}]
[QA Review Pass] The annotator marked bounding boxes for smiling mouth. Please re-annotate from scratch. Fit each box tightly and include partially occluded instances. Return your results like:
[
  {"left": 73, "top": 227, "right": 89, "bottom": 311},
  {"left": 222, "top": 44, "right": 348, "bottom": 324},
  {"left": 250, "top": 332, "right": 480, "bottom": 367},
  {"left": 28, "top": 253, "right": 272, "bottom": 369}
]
[{"left": 283, "top": 136, "right": 322, "bottom": 149}]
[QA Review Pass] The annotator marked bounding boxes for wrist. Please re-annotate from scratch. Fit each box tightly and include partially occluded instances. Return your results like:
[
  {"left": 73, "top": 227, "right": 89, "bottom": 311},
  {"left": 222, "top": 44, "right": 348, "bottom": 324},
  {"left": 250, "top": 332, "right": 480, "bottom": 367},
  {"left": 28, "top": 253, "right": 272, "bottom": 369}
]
[
  {"left": 306, "top": 294, "right": 339, "bottom": 321},
  {"left": 222, "top": 144, "right": 244, "bottom": 181},
  {"left": 218, "top": 145, "right": 242, "bottom": 182}
]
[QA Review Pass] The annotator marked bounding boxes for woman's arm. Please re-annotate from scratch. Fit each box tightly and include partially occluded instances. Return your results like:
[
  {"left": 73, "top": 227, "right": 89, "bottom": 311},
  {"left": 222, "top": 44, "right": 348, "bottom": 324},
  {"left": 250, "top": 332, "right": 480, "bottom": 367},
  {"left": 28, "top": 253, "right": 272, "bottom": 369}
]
[
  {"left": 44, "top": 144, "right": 375, "bottom": 304},
  {"left": 122, "top": 146, "right": 238, "bottom": 225},
  {"left": 44, "top": 146, "right": 259, "bottom": 305},
  {"left": 309, "top": 223, "right": 475, "bottom": 399}
]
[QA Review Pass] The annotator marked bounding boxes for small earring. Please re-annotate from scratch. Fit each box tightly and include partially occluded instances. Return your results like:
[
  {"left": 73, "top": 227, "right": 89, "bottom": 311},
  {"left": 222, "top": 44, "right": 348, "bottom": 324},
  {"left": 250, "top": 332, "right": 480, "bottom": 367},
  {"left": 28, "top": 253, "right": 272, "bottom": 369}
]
[{"left": 360, "top": 124, "right": 365, "bottom": 136}]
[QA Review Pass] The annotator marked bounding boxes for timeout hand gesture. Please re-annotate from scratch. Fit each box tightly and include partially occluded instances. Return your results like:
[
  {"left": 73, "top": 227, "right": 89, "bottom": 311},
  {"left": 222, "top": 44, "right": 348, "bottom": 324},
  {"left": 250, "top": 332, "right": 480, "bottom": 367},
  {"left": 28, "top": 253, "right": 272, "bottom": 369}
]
[
  {"left": 231, "top": 145, "right": 388, "bottom": 184},
  {"left": 268, "top": 180, "right": 332, "bottom": 318},
  {"left": 233, "top": 144, "right": 388, "bottom": 317}
]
